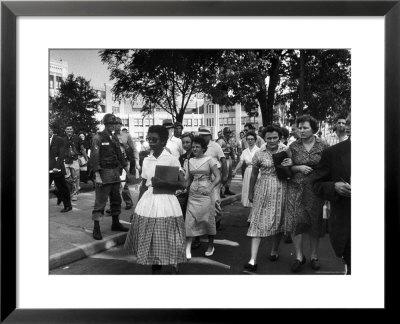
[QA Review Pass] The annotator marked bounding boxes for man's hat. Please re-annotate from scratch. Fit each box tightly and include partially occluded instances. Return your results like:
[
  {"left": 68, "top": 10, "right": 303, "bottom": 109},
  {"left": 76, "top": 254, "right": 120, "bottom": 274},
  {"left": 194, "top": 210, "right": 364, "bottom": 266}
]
[
  {"left": 162, "top": 119, "right": 174, "bottom": 129},
  {"left": 198, "top": 126, "right": 212, "bottom": 136},
  {"left": 223, "top": 126, "right": 232, "bottom": 133}
]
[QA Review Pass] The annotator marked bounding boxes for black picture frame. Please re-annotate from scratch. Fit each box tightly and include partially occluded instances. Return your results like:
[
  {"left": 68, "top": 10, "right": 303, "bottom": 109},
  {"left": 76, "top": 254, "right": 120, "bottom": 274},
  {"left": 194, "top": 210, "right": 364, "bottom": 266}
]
[{"left": 1, "top": 0, "right": 398, "bottom": 322}]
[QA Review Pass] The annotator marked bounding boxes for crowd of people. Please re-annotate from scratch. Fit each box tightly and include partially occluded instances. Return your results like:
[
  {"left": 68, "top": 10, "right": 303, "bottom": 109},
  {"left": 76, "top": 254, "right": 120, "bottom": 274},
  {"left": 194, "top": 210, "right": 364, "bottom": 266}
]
[{"left": 49, "top": 112, "right": 351, "bottom": 275}]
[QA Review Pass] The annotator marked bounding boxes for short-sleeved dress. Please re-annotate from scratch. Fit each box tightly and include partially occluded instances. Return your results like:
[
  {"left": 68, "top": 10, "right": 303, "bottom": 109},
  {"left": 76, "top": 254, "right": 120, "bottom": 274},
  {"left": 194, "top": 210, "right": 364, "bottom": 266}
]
[
  {"left": 185, "top": 156, "right": 217, "bottom": 237},
  {"left": 247, "top": 143, "right": 288, "bottom": 237},
  {"left": 124, "top": 149, "right": 186, "bottom": 266},
  {"left": 239, "top": 146, "right": 260, "bottom": 207},
  {"left": 285, "top": 138, "right": 329, "bottom": 237}
]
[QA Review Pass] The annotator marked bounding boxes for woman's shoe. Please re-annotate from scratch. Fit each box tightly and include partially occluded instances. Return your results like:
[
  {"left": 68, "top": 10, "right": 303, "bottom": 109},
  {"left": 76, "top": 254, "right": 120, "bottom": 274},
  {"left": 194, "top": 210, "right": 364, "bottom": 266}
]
[
  {"left": 205, "top": 247, "right": 215, "bottom": 257},
  {"left": 310, "top": 258, "right": 321, "bottom": 270},
  {"left": 291, "top": 256, "right": 306, "bottom": 273},
  {"left": 269, "top": 254, "right": 279, "bottom": 262},
  {"left": 151, "top": 265, "right": 162, "bottom": 274},
  {"left": 171, "top": 265, "right": 179, "bottom": 274},
  {"left": 243, "top": 263, "right": 257, "bottom": 273}
]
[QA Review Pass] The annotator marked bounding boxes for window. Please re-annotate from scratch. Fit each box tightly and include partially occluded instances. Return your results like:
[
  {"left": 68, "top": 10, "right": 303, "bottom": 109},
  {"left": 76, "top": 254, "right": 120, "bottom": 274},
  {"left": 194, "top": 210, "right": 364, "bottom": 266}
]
[
  {"left": 187, "top": 119, "right": 192, "bottom": 126},
  {"left": 207, "top": 104, "right": 214, "bottom": 114},
  {"left": 145, "top": 119, "right": 149, "bottom": 126},
  {"left": 56, "top": 76, "right": 62, "bottom": 89},
  {"left": 194, "top": 119, "right": 199, "bottom": 127},
  {"left": 49, "top": 75, "right": 54, "bottom": 89},
  {"left": 134, "top": 119, "right": 139, "bottom": 126},
  {"left": 122, "top": 118, "right": 129, "bottom": 126},
  {"left": 112, "top": 106, "right": 120, "bottom": 114},
  {"left": 138, "top": 119, "right": 143, "bottom": 126}
]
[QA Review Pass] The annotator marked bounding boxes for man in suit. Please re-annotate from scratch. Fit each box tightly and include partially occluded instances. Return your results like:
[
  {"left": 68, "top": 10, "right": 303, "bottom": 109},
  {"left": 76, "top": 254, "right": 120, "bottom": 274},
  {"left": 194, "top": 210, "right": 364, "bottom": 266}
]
[
  {"left": 49, "top": 127, "right": 72, "bottom": 212},
  {"left": 311, "top": 114, "right": 351, "bottom": 274}
]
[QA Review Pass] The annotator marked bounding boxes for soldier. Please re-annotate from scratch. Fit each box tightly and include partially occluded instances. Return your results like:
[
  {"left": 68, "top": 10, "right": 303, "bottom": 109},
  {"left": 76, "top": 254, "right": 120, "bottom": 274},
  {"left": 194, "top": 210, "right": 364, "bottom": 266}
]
[
  {"left": 89, "top": 114, "right": 130, "bottom": 240},
  {"left": 217, "top": 127, "right": 236, "bottom": 196}
]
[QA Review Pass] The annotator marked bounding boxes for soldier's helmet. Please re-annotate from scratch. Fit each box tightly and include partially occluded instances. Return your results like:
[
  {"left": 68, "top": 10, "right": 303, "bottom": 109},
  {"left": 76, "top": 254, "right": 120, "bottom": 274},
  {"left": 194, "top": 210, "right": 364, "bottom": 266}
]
[{"left": 102, "top": 113, "right": 117, "bottom": 125}]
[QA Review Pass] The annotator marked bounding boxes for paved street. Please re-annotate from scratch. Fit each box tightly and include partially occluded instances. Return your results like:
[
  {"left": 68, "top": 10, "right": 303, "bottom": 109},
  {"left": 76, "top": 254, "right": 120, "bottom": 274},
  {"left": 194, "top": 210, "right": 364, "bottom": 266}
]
[{"left": 50, "top": 177, "right": 345, "bottom": 275}]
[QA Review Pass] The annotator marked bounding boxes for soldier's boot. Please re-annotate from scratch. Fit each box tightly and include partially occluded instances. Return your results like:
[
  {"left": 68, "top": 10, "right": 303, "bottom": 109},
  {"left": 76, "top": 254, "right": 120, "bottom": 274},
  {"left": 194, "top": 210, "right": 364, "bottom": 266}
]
[
  {"left": 93, "top": 221, "right": 103, "bottom": 240},
  {"left": 111, "top": 215, "right": 129, "bottom": 232}
]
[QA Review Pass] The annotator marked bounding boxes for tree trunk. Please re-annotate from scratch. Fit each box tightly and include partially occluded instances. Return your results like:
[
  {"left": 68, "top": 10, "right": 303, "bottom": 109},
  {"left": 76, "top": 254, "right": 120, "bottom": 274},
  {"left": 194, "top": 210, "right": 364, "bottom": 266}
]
[
  {"left": 257, "top": 88, "right": 268, "bottom": 127},
  {"left": 175, "top": 110, "right": 184, "bottom": 123},
  {"left": 264, "top": 55, "right": 281, "bottom": 126},
  {"left": 298, "top": 50, "right": 305, "bottom": 112}
]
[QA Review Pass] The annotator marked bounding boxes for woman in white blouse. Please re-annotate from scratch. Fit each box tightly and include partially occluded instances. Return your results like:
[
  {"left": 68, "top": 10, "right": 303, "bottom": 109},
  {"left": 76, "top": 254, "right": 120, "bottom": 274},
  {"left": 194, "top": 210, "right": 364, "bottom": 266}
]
[{"left": 233, "top": 131, "right": 260, "bottom": 208}]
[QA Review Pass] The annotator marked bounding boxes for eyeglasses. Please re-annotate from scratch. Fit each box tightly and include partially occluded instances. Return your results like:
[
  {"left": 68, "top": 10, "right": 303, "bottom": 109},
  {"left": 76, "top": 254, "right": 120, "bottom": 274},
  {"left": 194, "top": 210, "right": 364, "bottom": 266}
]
[
  {"left": 246, "top": 138, "right": 255, "bottom": 141},
  {"left": 146, "top": 137, "right": 160, "bottom": 143}
]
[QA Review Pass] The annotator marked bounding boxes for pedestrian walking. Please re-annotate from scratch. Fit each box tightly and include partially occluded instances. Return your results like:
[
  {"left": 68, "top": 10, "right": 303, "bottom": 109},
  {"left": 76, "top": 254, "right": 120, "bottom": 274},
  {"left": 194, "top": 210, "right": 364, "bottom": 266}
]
[
  {"left": 198, "top": 126, "right": 228, "bottom": 230},
  {"left": 243, "top": 125, "right": 292, "bottom": 273},
  {"left": 285, "top": 115, "right": 329, "bottom": 273},
  {"left": 184, "top": 136, "right": 221, "bottom": 259},
  {"left": 89, "top": 114, "right": 130, "bottom": 240},
  {"left": 124, "top": 125, "right": 186, "bottom": 274},
  {"left": 232, "top": 130, "right": 260, "bottom": 208},
  {"left": 217, "top": 127, "right": 236, "bottom": 196},
  {"left": 311, "top": 114, "right": 351, "bottom": 274},
  {"left": 177, "top": 132, "right": 195, "bottom": 217},
  {"left": 49, "top": 127, "right": 72, "bottom": 212},
  {"left": 63, "top": 125, "right": 88, "bottom": 201}
]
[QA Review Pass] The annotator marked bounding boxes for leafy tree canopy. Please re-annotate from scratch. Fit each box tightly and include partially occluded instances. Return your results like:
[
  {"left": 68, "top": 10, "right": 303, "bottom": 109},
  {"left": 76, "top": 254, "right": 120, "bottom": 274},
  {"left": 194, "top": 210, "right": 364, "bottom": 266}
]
[
  {"left": 99, "top": 49, "right": 224, "bottom": 123},
  {"left": 50, "top": 74, "right": 100, "bottom": 136},
  {"left": 276, "top": 49, "right": 351, "bottom": 125}
]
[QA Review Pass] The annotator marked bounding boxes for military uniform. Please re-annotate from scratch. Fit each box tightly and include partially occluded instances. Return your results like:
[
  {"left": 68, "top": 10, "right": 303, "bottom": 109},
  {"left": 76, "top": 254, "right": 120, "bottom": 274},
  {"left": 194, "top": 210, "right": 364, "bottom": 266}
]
[{"left": 90, "top": 129, "right": 128, "bottom": 221}]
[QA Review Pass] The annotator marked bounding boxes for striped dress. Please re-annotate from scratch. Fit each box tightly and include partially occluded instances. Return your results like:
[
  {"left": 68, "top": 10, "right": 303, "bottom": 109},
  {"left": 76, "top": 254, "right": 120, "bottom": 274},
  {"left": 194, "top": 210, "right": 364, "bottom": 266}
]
[
  {"left": 124, "top": 149, "right": 186, "bottom": 266},
  {"left": 247, "top": 143, "right": 288, "bottom": 237}
]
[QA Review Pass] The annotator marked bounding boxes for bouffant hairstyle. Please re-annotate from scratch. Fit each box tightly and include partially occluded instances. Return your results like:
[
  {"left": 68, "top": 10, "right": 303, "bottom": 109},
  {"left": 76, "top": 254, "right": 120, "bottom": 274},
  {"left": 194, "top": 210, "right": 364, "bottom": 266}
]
[
  {"left": 262, "top": 125, "right": 283, "bottom": 139},
  {"left": 245, "top": 130, "right": 257, "bottom": 141},
  {"left": 148, "top": 125, "right": 169, "bottom": 145},
  {"left": 192, "top": 136, "right": 208, "bottom": 152},
  {"left": 296, "top": 115, "right": 319, "bottom": 134}
]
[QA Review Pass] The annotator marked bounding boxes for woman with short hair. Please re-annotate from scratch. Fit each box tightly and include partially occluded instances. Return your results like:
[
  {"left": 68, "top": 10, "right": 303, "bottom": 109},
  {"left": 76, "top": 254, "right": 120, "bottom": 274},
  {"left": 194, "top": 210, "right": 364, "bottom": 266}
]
[
  {"left": 184, "top": 136, "right": 221, "bottom": 259},
  {"left": 243, "top": 125, "right": 292, "bottom": 273},
  {"left": 285, "top": 114, "right": 329, "bottom": 273},
  {"left": 124, "top": 125, "right": 187, "bottom": 274}
]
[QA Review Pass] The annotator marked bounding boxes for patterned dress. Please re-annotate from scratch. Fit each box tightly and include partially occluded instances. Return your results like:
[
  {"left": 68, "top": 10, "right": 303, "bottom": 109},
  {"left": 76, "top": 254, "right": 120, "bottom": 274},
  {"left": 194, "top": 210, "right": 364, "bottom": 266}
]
[
  {"left": 285, "top": 138, "right": 329, "bottom": 237},
  {"left": 124, "top": 149, "right": 186, "bottom": 266},
  {"left": 247, "top": 143, "right": 288, "bottom": 238},
  {"left": 239, "top": 146, "right": 260, "bottom": 207},
  {"left": 184, "top": 156, "right": 217, "bottom": 237}
]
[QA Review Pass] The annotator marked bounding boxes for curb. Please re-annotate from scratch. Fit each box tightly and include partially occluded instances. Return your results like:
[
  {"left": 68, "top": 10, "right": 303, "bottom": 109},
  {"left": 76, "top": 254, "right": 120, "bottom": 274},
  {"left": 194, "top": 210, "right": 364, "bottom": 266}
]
[
  {"left": 49, "top": 232, "right": 127, "bottom": 270},
  {"left": 50, "top": 193, "right": 242, "bottom": 270}
]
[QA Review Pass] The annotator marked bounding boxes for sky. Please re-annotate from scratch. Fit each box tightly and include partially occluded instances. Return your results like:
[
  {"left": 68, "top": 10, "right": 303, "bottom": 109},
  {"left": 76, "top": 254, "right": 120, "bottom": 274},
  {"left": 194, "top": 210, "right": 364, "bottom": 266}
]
[{"left": 49, "top": 49, "right": 113, "bottom": 89}]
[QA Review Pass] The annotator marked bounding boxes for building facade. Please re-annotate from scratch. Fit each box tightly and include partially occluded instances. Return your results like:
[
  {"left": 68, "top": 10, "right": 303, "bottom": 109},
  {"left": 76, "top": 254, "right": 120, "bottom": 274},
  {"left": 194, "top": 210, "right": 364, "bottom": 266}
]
[{"left": 49, "top": 60, "right": 69, "bottom": 98}]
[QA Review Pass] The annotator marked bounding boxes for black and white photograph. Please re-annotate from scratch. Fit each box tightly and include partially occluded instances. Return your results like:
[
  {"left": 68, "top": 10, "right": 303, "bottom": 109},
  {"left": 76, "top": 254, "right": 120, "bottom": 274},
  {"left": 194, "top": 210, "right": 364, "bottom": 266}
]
[
  {"left": 48, "top": 48, "right": 351, "bottom": 276},
  {"left": 2, "top": 3, "right": 395, "bottom": 318}
]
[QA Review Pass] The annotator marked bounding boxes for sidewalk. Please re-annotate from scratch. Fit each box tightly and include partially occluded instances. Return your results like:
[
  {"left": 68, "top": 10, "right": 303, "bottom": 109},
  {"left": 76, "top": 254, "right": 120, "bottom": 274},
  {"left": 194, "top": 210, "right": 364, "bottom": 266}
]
[{"left": 49, "top": 178, "right": 242, "bottom": 270}]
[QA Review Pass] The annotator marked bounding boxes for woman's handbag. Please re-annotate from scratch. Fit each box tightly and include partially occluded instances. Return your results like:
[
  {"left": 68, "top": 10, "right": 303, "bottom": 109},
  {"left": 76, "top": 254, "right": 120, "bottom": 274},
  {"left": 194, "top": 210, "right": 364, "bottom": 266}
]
[{"left": 272, "top": 151, "right": 292, "bottom": 180}]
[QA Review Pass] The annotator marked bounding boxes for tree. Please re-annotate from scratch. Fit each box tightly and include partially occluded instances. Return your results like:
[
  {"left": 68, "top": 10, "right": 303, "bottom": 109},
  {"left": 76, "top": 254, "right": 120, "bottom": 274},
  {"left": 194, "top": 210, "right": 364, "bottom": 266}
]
[
  {"left": 209, "top": 50, "right": 290, "bottom": 126},
  {"left": 99, "top": 50, "right": 223, "bottom": 123},
  {"left": 276, "top": 49, "right": 351, "bottom": 124},
  {"left": 50, "top": 74, "right": 100, "bottom": 136}
]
